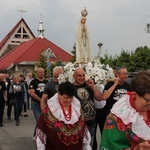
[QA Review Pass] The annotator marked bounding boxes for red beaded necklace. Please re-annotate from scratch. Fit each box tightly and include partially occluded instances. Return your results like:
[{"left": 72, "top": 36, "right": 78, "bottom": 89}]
[{"left": 59, "top": 99, "right": 72, "bottom": 121}]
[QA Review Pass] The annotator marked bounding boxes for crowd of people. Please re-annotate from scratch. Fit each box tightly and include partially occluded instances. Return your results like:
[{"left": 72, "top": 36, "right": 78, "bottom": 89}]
[
  {"left": 0, "top": 66, "right": 150, "bottom": 150},
  {"left": 0, "top": 71, "right": 34, "bottom": 126}
]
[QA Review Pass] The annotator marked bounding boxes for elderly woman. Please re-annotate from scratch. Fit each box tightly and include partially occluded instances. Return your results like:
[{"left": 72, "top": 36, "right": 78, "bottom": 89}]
[
  {"left": 36, "top": 82, "right": 91, "bottom": 150},
  {"left": 100, "top": 70, "right": 150, "bottom": 150},
  {"left": 9, "top": 73, "right": 27, "bottom": 126}
]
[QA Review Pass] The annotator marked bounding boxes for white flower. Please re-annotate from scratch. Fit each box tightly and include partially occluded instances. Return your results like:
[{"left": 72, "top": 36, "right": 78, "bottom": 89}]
[{"left": 59, "top": 60, "right": 115, "bottom": 85}]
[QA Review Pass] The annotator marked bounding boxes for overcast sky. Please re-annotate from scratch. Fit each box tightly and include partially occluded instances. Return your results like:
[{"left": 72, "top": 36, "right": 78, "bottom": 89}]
[{"left": 1, "top": 0, "right": 150, "bottom": 58}]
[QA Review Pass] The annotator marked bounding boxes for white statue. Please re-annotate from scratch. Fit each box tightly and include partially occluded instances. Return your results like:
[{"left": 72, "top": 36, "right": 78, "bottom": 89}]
[{"left": 75, "top": 8, "right": 92, "bottom": 64}]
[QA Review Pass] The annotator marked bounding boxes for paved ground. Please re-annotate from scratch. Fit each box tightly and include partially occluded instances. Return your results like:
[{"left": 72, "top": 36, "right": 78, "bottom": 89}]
[
  {"left": 0, "top": 106, "right": 101, "bottom": 150},
  {"left": 0, "top": 107, "right": 36, "bottom": 150}
]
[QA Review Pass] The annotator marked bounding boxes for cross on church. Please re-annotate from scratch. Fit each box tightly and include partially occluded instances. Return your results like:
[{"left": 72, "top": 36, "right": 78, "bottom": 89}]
[{"left": 18, "top": 8, "right": 27, "bottom": 18}]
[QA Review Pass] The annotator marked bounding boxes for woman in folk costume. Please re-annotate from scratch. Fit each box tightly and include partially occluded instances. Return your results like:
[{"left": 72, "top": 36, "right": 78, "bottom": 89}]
[
  {"left": 76, "top": 8, "right": 92, "bottom": 64},
  {"left": 100, "top": 70, "right": 150, "bottom": 150},
  {"left": 36, "top": 82, "right": 91, "bottom": 150}
]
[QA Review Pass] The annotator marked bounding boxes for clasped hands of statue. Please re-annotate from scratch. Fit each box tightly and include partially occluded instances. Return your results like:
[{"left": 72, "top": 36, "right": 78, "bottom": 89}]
[{"left": 82, "top": 26, "right": 86, "bottom": 31}]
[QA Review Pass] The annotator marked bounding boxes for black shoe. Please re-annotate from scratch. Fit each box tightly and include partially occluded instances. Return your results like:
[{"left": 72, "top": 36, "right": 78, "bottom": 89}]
[
  {"left": 7, "top": 117, "right": 11, "bottom": 120},
  {"left": 0, "top": 124, "right": 3, "bottom": 127},
  {"left": 16, "top": 121, "right": 19, "bottom": 126},
  {"left": 24, "top": 114, "right": 28, "bottom": 117}
]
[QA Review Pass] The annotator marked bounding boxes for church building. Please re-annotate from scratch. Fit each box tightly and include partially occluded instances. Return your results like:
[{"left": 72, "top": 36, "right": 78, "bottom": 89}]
[{"left": 0, "top": 16, "right": 71, "bottom": 75}]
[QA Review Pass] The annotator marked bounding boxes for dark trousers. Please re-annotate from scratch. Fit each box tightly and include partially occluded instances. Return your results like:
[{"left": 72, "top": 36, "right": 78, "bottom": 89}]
[
  {"left": 7, "top": 99, "right": 12, "bottom": 118},
  {"left": 27, "top": 94, "right": 31, "bottom": 109},
  {"left": 14, "top": 99, "right": 23, "bottom": 121},
  {"left": 93, "top": 108, "right": 107, "bottom": 150},
  {"left": 23, "top": 102, "right": 27, "bottom": 113},
  {"left": 0, "top": 100, "right": 5, "bottom": 124},
  {"left": 96, "top": 108, "right": 107, "bottom": 134},
  {"left": 31, "top": 100, "right": 41, "bottom": 136},
  {"left": 87, "top": 124, "right": 96, "bottom": 149}
]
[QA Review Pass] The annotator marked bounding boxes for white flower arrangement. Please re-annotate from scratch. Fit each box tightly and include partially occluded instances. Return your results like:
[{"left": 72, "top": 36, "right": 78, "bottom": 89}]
[{"left": 59, "top": 60, "right": 115, "bottom": 85}]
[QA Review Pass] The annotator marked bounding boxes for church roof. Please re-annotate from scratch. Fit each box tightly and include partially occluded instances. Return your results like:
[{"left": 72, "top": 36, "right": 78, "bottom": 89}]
[
  {"left": 0, "top": 18, "right": 35, "bottom": 57},
  {"left": 0, "top": 37, "right": 71, "bottom": 70}
]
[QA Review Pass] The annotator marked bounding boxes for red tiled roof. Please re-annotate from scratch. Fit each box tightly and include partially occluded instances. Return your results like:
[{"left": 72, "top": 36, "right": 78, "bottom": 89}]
[
  {"left": 0, "top": 18, "right": 35, "bottom": 49},
  {"left": 0, "top": 37, "right": 71, "bottom": 70}
]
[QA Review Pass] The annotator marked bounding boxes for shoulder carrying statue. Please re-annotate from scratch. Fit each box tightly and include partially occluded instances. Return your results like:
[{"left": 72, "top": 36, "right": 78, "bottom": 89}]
[{"left": 75, "top": 7, "right": 92, "bottom": 64}]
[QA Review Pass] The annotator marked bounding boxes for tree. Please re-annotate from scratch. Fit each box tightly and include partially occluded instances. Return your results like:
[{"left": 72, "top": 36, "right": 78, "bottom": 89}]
[
  {"left": 100, "top": 46, "right": 150, "bottom": 72},
  {"left": 70, "top": 43, "right": 76, "bottom": 63},
  {"left": 100, "top": 50, "right": 117, "bottom": 69},
  {"left": 130, "top": 46, "right": 150, "bottom": 71},
  {"left": 35, "top": 49, "right": 48, "bottom": 76},
  {"left": 115, "top": 50, "right": 131, "bottom": 69}
]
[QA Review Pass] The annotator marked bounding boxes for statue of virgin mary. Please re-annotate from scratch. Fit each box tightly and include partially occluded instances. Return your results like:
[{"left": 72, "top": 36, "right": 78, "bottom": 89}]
[{"left": 75, "top": 8, "right": 92, "bottom": 64}]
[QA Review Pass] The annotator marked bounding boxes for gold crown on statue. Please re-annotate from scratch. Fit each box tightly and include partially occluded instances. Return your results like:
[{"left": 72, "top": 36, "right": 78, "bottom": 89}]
[{"left": 81, "top": 7, "right": 88, "bottom": 17}]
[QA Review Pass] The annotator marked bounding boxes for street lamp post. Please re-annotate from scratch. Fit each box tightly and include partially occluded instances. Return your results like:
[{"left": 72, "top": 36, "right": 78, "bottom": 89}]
[
  {"left": 145, "top": 23, "right": 150, "bottom": 33},
  {"left": 97, "top": 43, "right": 103, "bottom": 59}
]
